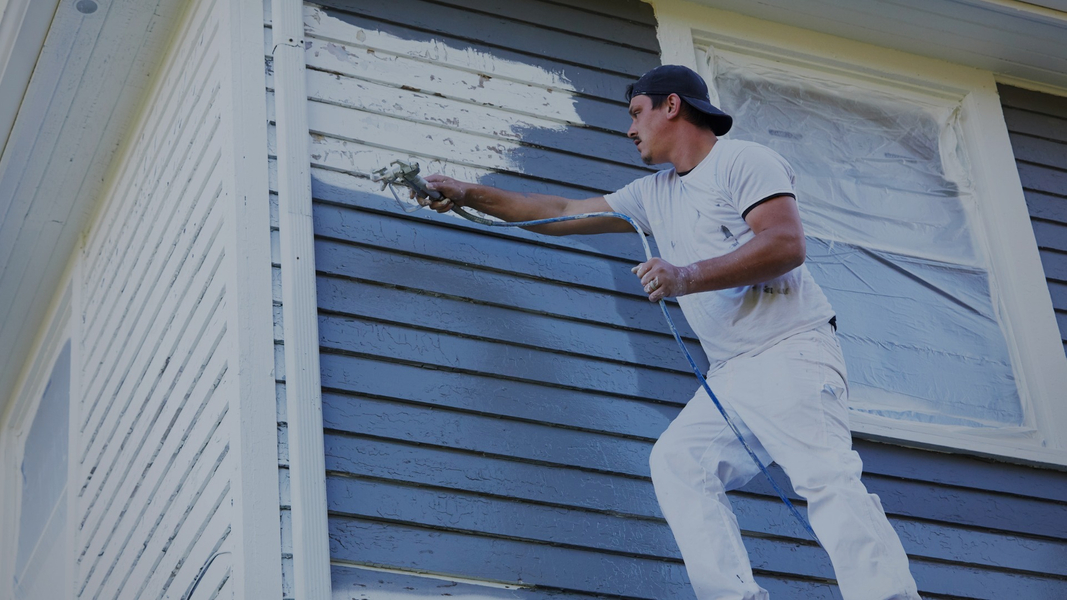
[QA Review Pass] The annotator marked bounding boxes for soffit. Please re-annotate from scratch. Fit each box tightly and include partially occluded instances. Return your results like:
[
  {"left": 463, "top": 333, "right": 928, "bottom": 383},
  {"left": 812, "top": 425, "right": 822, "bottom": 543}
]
[
  {"left": 0, "top": 0, "right": 184, "bottom": 410},
  {"left": 688, "top": 0, "right": 1067, "bottom": 91}
]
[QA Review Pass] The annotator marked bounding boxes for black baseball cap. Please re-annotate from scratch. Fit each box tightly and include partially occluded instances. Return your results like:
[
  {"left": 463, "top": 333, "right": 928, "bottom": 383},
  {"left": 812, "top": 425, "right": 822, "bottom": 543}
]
[{"left": 626, "top": 65, "right": 733, "bottom": 136}]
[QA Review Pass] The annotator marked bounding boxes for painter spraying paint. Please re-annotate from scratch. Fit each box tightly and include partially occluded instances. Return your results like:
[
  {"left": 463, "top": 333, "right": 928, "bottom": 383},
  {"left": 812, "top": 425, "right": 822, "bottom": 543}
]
[
  {"left": 372, "top": 158, "right": 820, "bottom": 542},
  {"left": 363, "top": 62, "right": 924, "bottom": 600}
]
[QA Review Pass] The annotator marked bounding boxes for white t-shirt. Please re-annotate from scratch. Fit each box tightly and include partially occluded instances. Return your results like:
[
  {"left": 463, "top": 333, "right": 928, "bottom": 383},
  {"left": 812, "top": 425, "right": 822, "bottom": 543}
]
[{"left": 604, "top": 139, "right": 835, "bottom": 364}]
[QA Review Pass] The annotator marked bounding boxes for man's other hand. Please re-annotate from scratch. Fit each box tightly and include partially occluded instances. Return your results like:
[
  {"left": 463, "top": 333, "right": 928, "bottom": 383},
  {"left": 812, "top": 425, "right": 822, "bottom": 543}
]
[{"left": 633, "top": 258, "right": 693, "bottom": 302}]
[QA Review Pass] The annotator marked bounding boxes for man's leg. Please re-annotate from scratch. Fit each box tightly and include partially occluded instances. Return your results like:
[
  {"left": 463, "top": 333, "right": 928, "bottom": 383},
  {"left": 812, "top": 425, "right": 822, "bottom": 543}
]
[
  {"left": 725, "top": 325, "right": 921, "bottom": 600},
  {"left": 649, "top": 381, "right": 769, "bottom": 600}
]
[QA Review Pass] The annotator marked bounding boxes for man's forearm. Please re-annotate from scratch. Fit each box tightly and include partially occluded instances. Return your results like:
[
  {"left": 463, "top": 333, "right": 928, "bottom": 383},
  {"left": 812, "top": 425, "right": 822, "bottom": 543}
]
[
  {"left": 683, "top": 225, "right": 806, "bottom": 292},
  {"left": 635, "top": 223, "right": 805, "bottom": 302},
  {"left": 460, "top": 185, "right": 569, "bottom": 223},
  {"left": 423, "top": 174, "right": 631, "bottom": 236}
]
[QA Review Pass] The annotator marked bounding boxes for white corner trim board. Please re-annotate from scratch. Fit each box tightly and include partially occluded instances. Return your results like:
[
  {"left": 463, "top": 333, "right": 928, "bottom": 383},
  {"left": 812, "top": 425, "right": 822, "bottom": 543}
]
[
  {"left": 650, "top": 0, "right": 1067, "bottom": 467},
  {"left": 271, "top": 0, "right": 332, "bottom": 597},
  {"left": 223, "top": 0, "right": 284, "bottom": 598}
]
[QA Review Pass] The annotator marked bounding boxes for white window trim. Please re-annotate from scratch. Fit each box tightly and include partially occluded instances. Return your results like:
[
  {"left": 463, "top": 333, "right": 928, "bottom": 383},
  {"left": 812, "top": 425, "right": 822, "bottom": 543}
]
[
  {"left": 0, "top": 281, "right": 72, "bottom": 598},
  {"left": 650, "top": 0, "right": 1067, "bottom": 468}
]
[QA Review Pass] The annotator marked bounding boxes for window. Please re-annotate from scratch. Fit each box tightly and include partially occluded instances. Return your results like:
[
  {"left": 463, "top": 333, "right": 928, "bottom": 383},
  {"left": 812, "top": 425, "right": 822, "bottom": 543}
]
[
  {"left": 653, "top": 3, "right": 1067, "bottom": 465},
  {"left": 707, "top": 51, "right": 1024, "bottom": 425},
  {"left": 1, "top": 291, "right": 71, "bottom": 600},
  {"left": 12, "top": 341, "right": 70, "bottom": 600}
]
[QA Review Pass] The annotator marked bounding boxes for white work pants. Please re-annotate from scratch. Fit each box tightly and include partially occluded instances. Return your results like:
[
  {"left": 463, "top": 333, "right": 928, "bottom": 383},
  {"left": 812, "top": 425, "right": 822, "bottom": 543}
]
[{"left": 649, "top": 324, "right": 921, "bottom": 600}]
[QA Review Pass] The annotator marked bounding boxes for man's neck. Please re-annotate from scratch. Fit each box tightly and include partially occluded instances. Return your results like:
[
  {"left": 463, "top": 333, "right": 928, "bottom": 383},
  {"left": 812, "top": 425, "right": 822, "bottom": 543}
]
[{"left": 670, "top": 132, "right": 718, "bottom": 174}]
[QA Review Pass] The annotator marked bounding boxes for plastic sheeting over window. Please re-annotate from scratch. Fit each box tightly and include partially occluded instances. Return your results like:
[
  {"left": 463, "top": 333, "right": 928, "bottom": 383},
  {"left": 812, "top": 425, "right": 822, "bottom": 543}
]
[{"left": 708, "top": 53, "right": 1026, "bottom": 431}]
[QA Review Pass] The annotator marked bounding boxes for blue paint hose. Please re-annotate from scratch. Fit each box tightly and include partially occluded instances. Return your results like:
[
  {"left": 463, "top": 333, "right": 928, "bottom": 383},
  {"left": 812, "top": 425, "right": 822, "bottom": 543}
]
[{"left": 378, "top": 164, "right": 821, "bottom": 544}]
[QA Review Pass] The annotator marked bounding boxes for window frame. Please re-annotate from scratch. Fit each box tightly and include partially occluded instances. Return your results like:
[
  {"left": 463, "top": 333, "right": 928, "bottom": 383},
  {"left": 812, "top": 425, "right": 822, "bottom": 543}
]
[
  {"left": 651, "top": 0, "right": 1067, "bottom": 467},
  {"left": 0, "top": 284, "right": 72, "bottom": 599}
]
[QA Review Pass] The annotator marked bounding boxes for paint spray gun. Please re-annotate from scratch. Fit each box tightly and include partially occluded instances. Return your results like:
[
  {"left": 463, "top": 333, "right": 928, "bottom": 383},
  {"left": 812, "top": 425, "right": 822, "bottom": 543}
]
[
  {"left": 371, "top": 159, "right": 442, "bottom": 213},
  {"left": 371, "top": 159, "right": 493, "bottom": 224}
]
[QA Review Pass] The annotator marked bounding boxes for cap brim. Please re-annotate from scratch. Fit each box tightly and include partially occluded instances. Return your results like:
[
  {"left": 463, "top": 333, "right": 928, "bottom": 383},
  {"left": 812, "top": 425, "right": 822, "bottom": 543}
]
[{"left": 681, "top": 96, "right": 733, "bottom": 136}]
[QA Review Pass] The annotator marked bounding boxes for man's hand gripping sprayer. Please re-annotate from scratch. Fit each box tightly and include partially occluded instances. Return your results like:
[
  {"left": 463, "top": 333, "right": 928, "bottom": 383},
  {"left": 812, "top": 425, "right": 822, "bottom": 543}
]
[
  {"left": 369, "top": 158, "right": 822, "bottom": 544},
  {"left": 372, "top": 159, "right": 495, "bottom": 226}
]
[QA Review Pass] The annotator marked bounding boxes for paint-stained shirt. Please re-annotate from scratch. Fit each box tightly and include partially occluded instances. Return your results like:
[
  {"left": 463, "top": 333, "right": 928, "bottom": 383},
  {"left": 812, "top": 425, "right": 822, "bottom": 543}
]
[{"left": 604, "top": 139, "right": 834, "bottom": 365}]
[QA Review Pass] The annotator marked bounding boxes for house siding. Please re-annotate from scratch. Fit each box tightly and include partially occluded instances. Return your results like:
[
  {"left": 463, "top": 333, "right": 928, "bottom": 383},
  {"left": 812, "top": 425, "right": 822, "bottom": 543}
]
[
  {"left": 294, "top": 0, "right": 694, "bottom": 595},
  {"left": 998, "top": 83, "right": 1067, "bottom": 357},
  {"left": 284, "top": 0, "right": 1067, "bottom": 597},
  {"left": 72, "top": 0, "right": 240, "bottom": 597}
]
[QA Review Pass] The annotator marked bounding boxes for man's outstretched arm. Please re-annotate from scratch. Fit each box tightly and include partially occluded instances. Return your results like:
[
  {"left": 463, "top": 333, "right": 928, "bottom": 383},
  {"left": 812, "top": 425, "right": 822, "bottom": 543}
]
[{"left": 419, "top": 174, "right": 635, "bottom": 236}]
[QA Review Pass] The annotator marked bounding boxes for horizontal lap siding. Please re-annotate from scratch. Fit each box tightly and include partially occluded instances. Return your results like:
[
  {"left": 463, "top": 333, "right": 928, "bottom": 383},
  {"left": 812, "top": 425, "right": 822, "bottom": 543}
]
[
  {"left": 999, "top": 83, "right": 1067, "bottom": 356},
  {"left": 299, "top": 0, "right": 686, "bottom": 596},
  {"left": 74, "top": 0, "right": 235, "bottom": 598},
  {"left": 301, "top": 3, "right": 1067, "bottom": 598}
]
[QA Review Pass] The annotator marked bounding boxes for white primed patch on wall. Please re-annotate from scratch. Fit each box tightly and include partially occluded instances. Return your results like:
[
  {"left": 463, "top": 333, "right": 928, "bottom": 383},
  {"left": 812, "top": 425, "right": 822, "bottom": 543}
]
[{"left": 297, "top": 4, "right": 584, "bottom": 217}]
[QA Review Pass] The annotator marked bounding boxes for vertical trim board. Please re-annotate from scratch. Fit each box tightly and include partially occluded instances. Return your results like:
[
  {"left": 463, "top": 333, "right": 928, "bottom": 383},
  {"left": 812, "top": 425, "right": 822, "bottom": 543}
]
[
  {"left": 221, "top": 0, "right": 284, "bottom": 595},
  {"left": 271, "top": 0, "right": 333, "bottom": 597}
]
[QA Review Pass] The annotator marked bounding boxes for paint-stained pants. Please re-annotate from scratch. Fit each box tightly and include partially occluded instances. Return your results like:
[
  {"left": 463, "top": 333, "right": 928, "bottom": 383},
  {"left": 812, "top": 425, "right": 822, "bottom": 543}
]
[{"left": 649, "top": 324, "right": 921, "bottom": 600}]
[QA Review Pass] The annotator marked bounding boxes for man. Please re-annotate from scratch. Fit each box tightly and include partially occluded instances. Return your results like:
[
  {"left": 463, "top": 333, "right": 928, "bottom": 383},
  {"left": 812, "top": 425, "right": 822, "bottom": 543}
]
[{"left": 417, "top": 65, "right": 920, "bottom": 600}]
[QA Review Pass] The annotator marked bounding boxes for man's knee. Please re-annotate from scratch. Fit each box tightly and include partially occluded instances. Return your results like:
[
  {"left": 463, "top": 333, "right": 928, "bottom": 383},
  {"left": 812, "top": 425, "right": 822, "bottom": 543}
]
[
  {"left": 650, "top": 424, "right": 712, "bottom": 488},
  {"left": 650, "top": 427, "right": 741, "bottom": 492},
  {"left": 648, "top": 429, "right": 682, "bottom": 485}
]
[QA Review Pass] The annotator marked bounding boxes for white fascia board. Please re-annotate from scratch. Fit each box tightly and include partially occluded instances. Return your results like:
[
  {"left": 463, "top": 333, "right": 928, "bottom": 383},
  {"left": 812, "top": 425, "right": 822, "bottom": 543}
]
[
  {"left": 993, "top": 73, "right": 1067, "bottom": 98},
  {"left": 1029, "top": 0, "right": 1067, "bottom": 11},
  {"left": 967, "top": 0, "right": 1067, "bottom": 22},
  {"left": 682, "top": 0, "right": 1067, "bottom": 91}
]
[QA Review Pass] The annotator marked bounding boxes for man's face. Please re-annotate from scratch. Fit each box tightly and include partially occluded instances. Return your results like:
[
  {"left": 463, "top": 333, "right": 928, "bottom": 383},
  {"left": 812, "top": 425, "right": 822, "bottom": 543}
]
[{"left": 627, "top": 94, "right": 668, "bottom": 166}]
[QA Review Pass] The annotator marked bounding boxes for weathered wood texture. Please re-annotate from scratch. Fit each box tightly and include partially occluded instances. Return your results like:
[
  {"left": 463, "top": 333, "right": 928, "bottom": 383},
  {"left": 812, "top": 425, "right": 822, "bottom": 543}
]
[
  {"left": 73, "top": 0, "right": 235, "bottom": 598},
  {"left": 999, "top": 84, "right": 1067, "bottom": 357},
  {"left": 297, "top": 1, "right": 1067, "bottom": 598}
]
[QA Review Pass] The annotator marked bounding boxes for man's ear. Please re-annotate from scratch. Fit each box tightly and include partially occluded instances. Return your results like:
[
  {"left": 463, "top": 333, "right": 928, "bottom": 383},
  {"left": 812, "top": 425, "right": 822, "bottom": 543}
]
[{"left": 665, "top": 93, "right": 684, "bottom": 120}]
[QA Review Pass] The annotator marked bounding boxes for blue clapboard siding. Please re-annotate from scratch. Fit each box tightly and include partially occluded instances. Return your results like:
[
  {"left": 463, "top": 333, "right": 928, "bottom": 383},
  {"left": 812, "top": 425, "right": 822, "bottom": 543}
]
[
  {"left": 999, "top": 84, "right": 1067, "bottom": 357},
  {"left": 304, "top": 1, "right": 1067, "bottom": 598}
]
